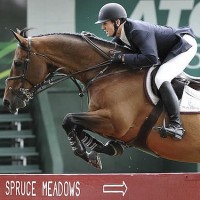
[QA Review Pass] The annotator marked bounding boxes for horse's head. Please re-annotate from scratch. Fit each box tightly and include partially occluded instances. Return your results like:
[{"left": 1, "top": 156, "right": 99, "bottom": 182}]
[
  {"left": 3, "top": 30, "right": 133, "bottom": 113},
  {"left": 3, "top": 29, "right": 49, "bottom": 113}
]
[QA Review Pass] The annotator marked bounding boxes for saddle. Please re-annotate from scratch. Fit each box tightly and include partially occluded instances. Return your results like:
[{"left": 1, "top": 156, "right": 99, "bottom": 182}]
[
  {"left": 146, "top": 66, "right": 200, "bottom": 106},
  {"left": 128, "top": 66, "right": 200, "bottom": 156}
]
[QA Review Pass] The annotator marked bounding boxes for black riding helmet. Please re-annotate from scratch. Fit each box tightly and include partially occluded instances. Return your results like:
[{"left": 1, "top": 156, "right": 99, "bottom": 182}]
[
  {"left": 95, "top": 3, "right": 127, "bottom": 24},
  {"left": 95, "top": 3, "right": 127, "bottom": 37}
]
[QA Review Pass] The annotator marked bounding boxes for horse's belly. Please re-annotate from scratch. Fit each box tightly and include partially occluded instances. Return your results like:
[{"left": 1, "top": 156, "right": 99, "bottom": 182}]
[{"left": 147, "top": 126, "right": 200, "bottom": 163}]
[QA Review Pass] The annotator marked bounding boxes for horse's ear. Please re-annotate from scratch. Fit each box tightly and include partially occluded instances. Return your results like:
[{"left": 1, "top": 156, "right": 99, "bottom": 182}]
[{"left": 10, "top": 29, "right": 27, "bottom": 47}]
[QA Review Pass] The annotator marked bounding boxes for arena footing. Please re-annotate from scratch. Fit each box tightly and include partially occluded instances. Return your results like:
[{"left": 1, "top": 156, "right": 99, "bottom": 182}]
[{"left": 1, "top": 173, "right": 200, "bottom": 200}]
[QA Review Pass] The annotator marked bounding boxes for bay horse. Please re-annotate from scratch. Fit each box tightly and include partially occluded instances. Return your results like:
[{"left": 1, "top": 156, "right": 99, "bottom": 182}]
[{"left": 3, "top": 29, "right": 200, "bottom": 169}]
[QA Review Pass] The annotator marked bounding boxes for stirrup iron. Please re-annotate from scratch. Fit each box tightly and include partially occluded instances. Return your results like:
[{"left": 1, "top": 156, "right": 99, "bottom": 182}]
[
  {"left": 154, "top": 116, "right": 185, "bottom": 140},
  {"left": 153, "top": 112, "right": 168, "bottom": 138}
]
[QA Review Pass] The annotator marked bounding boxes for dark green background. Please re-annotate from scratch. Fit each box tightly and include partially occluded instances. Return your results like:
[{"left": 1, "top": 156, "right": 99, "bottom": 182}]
[{"left": 0, "top": 0, "right": 27, "bottom": 87}]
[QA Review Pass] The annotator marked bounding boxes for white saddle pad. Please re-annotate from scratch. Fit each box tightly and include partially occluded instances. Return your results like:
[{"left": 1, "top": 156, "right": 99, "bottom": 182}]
[
  {"left": 146, "top": 66, "right": 200, "bottom": 113},
  {"left": 180, "top": 85, "right": 200, "bottom": 113}
]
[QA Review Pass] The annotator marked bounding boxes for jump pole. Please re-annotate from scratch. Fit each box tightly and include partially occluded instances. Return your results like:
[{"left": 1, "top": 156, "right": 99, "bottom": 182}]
[{"left": 1, "top": 173, "right": 200, "bottom": 200}]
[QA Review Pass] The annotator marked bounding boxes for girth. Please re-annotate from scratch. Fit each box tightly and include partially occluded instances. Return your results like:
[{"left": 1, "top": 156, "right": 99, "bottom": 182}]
[{"left": 127, "top": 100, "right": 163, "bottom": 157}]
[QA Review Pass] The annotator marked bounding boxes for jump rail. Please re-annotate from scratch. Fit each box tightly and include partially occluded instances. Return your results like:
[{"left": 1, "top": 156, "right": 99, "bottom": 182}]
[{"left": 0, "top": 173, "right": 200, "bottom": 200}]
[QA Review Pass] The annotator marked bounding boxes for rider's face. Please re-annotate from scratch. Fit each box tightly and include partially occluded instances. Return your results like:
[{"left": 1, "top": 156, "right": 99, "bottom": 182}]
[{"left": 101, "top": 20, "right": 115, "bottom": 37}]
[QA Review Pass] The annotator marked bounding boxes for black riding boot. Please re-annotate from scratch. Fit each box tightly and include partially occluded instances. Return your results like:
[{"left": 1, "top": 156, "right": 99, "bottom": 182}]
[{"left": 159, "top": 81, "right": 185, "bottom": 140}]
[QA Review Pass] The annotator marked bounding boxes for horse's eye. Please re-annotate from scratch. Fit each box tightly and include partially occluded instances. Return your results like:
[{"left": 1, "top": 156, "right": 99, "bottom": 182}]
[{"left": 14, "top": 60, "right": 23, "bottom": 68}]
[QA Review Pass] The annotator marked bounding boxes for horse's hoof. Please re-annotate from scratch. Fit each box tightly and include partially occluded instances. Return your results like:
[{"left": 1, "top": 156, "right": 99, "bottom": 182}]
[
  {"left": 106, "top": 141, "right": 124, "bottom": 156},
  {"left": 88, "top": 151, "right": 102, "bottom": 170}
]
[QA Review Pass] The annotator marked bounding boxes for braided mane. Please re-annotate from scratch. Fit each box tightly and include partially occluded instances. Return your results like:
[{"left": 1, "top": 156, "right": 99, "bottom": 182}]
[{"left": 17, "top": 28, "right": 132, "bottom": 53}]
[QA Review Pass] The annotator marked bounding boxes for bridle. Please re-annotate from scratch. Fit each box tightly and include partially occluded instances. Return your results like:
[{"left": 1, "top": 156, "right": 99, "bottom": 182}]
[
  {"left": 6, "top": 37, "right": 36, "bottom": 102},
  {"left": 6, "top": 33, "right": 120, "bottom": 103}
]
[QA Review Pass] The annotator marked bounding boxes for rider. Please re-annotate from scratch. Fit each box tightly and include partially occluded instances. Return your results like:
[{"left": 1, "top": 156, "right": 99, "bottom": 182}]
[{"left": 95, "top": 3, "right": 197, "bottom": 140}]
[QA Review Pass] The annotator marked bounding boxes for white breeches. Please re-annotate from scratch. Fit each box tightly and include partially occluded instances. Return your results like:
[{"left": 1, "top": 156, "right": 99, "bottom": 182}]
[{"left": 155, "top": 34, "right": 197, "bottom": 89}]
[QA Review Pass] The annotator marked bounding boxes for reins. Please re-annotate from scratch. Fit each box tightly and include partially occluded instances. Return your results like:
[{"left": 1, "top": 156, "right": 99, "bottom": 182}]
[
  {"left": 81, "top": 32, "right": 111, "bottom": 60},
  {"left": 33, "top": 31, "right": 115, "bottom": 96},
  {"left": 6, "top": 32, "right": 118, "bottom": 103},
  {"left": 34, "top": 59, "right": 112, "bottom": 95}
]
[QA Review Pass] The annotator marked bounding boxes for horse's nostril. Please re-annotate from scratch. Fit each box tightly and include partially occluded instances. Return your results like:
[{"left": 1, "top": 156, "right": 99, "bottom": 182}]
[{"left": 3, "top": 99, "right": 10, "bottom": 107}]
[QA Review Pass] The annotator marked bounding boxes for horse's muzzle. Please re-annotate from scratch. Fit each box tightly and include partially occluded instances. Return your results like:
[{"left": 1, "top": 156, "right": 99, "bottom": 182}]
[{"left": 3, "top": 95, "right": 26, "bottom": 114}]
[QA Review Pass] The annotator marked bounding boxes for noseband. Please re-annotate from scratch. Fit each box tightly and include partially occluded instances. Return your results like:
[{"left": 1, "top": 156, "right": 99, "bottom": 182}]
[{"left": 6, "top": 33, "right": 116, "bottom": 103}]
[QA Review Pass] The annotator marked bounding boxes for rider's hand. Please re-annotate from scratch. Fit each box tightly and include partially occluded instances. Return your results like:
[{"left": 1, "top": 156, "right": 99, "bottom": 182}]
[{"left": 111, "top": 51, "right": 125, "bottom": 63}]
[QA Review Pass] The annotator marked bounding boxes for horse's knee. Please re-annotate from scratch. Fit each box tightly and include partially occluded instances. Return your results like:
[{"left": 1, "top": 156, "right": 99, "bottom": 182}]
[
  {"left": 62, "top": 113, "right": 74, "bottom": 132},
  {"left": 62, "top": 113, "right": 84, "bottom": 134}
]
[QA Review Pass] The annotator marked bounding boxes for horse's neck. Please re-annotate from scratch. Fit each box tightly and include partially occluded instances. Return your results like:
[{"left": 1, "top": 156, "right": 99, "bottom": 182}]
[{"left": 33, "top": 35, "right": 106, "bottom": 84}]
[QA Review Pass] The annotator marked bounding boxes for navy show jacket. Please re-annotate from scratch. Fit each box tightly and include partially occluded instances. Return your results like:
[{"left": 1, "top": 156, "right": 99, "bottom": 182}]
[{"left": 112, "top": 19, "right": 195, "bottom": 68}]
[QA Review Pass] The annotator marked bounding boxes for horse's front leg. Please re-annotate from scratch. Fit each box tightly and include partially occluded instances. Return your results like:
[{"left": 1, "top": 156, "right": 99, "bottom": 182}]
[
  {"left": 78, "top": 130, "right": 124, "bottom": 156},
  {"left": 62, "top": 111, "right": 124, "bottom": 169},
  {"left": 67, "top": 127, "right": 102, "bottom": 169}
]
